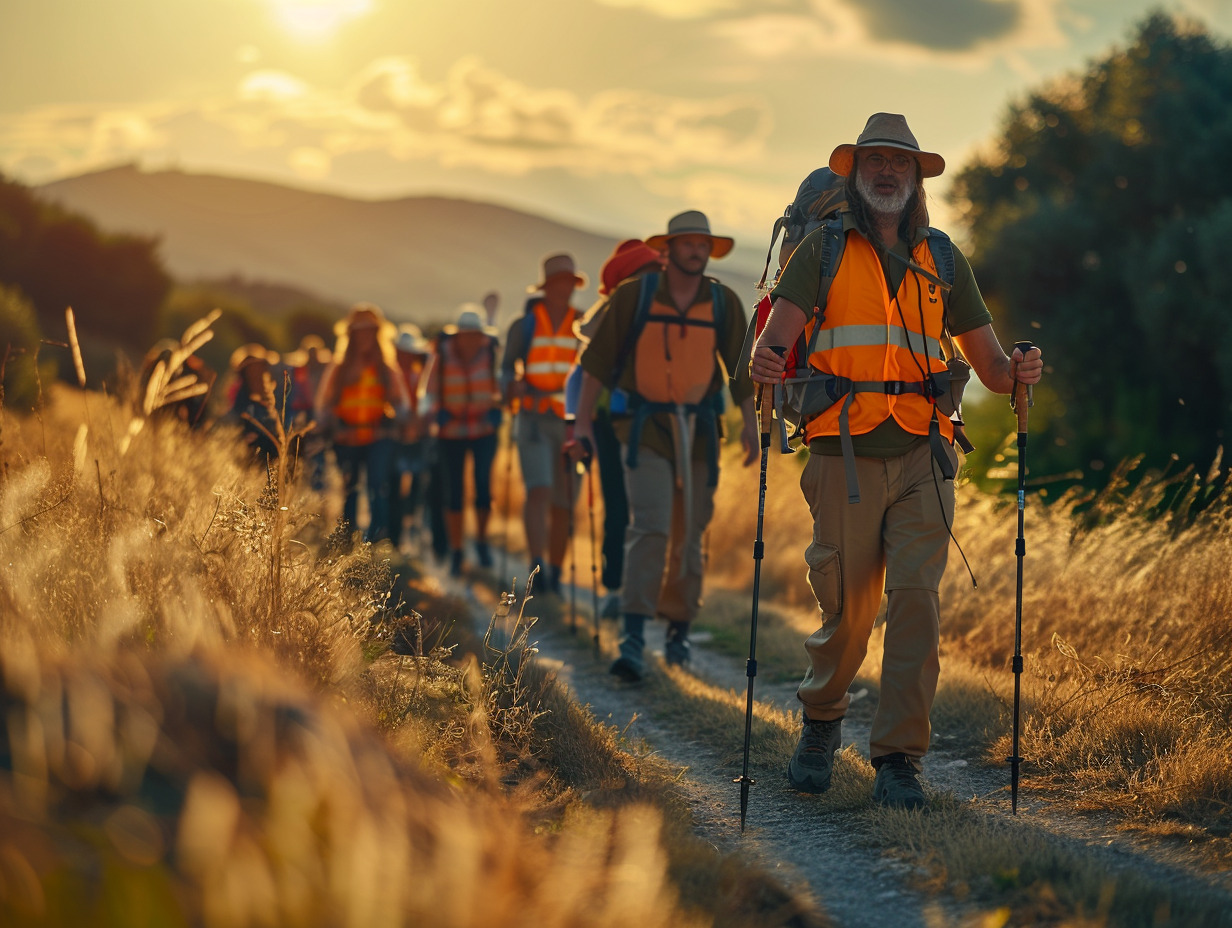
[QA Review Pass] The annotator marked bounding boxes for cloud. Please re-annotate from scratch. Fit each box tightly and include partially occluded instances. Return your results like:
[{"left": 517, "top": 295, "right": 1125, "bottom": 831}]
[
  {"left": 852, "top": 0, "right": 1020, "bottom": 50},
  {"left": 638, "top": 0, "right": 1071, "bottom": 62},
  {"left": 0, "top": 56, "right": 772, "bottom": 188}
]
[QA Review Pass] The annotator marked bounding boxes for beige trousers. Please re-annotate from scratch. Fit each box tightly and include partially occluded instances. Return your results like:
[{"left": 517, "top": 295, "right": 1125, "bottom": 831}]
[
  {"left": 620, "top": 446, "right": 715, "bottom": 624},
  {"left": 797, "top": 441, "right": 955, "bottom": 764}
]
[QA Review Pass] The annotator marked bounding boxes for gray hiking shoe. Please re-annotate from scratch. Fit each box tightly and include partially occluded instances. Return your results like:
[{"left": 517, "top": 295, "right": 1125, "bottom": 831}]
[
  {"left": 872, "top": 753, "right": 926, "bottom": 810},
  {"left": 786, "top": 716, "right": 843, "bottom": 793},
  {"left": 609, "top": 614, "right": 647, "bottom": 683},
  {"left": 664, "top": 622, "right": 690, "bottom": 667}
]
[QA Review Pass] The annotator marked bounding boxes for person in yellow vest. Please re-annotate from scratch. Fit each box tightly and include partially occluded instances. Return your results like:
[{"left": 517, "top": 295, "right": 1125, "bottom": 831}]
[
  {"left": 315, "top": 303, "right": 411, "bottom": 543},
  {"left": 573, "top": 211, "right": 759, "bottom": 681},
  {"left": 501, "top": 254, "right": 585, "bottom": 593},
  {"left": 431, "top": 306, "right": 503, "bottom": 576},
  {"left": 751, "top": 113, "right": 1044, "bottom": 810}
]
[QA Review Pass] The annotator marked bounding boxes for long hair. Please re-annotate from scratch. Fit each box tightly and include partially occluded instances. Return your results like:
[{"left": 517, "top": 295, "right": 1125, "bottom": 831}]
[{"left": 844, "top": 159, "right": 931, "bottom": 249}]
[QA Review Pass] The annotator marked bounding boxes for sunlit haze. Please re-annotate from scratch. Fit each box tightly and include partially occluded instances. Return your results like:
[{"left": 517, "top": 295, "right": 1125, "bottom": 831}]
[{"left": 2, "top": 0, "right": 1230, "bottom": 251}]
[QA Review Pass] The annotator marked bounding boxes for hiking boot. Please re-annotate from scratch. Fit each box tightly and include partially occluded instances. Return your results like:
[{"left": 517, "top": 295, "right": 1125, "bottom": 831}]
[
  {"left": 664, "top": 621, "right": 690, "bottom": 667},
  {"left": 786, "top": 715, "right": 843, "bottom": 794},
  {"left": 872, "top": 753, "right": 927, "bottom": 810},
  {"left": 475, "top": 541, "right": 493, "bottom": 569},
  {"left": 449, "top": 549, "right": 464, "bottom": 577},
  {"left": 600, "top": 589, "right": 622, "bottom": 619},
  {"left": 546, "top": 564, "right": 562, "bottom": 595},
  {"left": 609, "top": 614, "right": 647, "bottom": 682}
]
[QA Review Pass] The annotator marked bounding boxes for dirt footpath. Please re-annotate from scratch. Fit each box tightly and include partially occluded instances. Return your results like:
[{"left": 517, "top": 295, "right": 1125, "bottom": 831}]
[{"left": 441, "top": 567, "right": 1232, "bottom": 928}]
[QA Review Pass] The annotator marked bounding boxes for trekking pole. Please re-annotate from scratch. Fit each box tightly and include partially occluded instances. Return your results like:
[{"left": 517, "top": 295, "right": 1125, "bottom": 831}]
[
  {"left": 499, "top": 411, "right": 514, "bottom": 590},
  {"left": 736, "top": 345, "right": 783, "bottom": 833},
  {"left": 1009, "top": 339, "right": 1035, "bottom": 815},
  {"left": 585, "top": 446, "right": 601, "bottom": 660},
  {"left": 569, "top": 471, "right": 578, "bottom": 636}
]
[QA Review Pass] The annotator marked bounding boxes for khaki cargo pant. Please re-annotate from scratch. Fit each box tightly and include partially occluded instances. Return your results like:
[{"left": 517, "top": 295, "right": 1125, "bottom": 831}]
[
  {"left": 797, "top": 441, "right": 955, "bottom": 765},
  {"left": 620, "top": 446, "right": 714, "bottom": 624}
]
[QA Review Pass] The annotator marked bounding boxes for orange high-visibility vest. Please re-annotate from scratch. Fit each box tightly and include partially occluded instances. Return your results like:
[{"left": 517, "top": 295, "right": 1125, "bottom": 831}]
[
  {"left": 632, "top": 294, "right": 718, "bottom": 406},
  {"left": 438, "top": 338, "right": 498, "bottom": 440},
  {"left": 803, "top": 233, "right": 954, "bottom": 444},
  {"left": 521, "top": 302, "right": 578, "bottom": 417},
  {"left": 334, "top": 365, "right": 388, "bottom": 445}
]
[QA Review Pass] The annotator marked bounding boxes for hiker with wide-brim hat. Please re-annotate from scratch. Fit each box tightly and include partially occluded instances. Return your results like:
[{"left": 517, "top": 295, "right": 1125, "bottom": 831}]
[
  {"left": 501, "top": 254, "right": 585, "bottom": 594},
  {"left": 432, "top": 304, "right": 503, "bottom": 576},
  {"left": 749, "top": 112, "right": 1043, "bottom": 810},
  {"left": 572, "top": 210, "right": 759, "bottom": 682},
  {"left": 316, "top": 303, "right": 411, "bottom": 543}
]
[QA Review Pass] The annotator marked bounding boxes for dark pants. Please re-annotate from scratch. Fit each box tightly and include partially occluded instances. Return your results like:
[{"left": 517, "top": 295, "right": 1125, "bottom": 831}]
[
  {"left": 388, "top": 438, "right": 435, "bottom": 544},
  {"left": 595, "top": 408, "right": 628, "bottom": 591},
  {"left": 334, "top": 439, "right": 395, "bottom": 542},
  {"left": 439, "top": 433, "right": 498, "bottom": 512}
]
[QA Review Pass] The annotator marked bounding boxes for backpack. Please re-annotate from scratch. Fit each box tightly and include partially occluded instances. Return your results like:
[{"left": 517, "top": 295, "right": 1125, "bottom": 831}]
[
  {"left": 737, "top": 173, "right": 973, "bottom": 504},
  {"left": 756, "top": 167, "right": 848, "bottom": 289}
]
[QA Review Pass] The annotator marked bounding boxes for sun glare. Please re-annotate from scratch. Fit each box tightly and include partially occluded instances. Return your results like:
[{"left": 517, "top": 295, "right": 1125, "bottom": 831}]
[{"left": 269, "top": 0, "right": 373, "bottom": 39}]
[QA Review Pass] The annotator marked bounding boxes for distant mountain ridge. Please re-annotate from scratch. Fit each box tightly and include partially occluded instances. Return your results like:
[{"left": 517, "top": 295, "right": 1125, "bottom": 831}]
[{"left": 37, "top": 166, "right": 762, "bottom": 332}]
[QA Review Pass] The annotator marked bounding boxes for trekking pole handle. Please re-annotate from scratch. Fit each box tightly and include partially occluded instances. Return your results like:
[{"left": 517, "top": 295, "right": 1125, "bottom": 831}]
[
  {"left": 1011, "top": 340, "right": 1035, "bottom": 431},
  {"left": 757, "top": 347, "right": 787, "bottom": 446}
]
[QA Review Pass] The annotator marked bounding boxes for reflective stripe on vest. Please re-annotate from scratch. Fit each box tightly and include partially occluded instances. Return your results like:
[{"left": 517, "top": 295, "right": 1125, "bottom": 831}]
[
  {"left": 335, "top": 365, "right": 387, "bottom": 445},
  {"left": 440, "top": 339, "right": 498, "bottom": 440},
  {"left": 522, "top": 302, "right": 578, "bottom": 417},
  {"left": 803, "top": 233, "right": 953, "bottom": 444}
]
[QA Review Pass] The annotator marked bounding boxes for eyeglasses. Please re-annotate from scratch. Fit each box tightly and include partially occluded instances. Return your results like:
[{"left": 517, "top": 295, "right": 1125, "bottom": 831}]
[{"left": 861, "top": 151, "right": 915, "bottom": 174}]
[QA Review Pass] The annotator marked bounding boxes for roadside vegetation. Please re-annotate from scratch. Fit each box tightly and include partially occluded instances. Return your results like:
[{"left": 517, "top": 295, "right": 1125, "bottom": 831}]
[{"left": 0, "top": 317, "right": 823, "bottom": 928}]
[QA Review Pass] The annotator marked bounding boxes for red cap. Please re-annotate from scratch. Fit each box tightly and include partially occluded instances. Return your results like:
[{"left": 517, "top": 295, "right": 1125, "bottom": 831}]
[{"left": 600, "top": 239, "right": 664, "bottom": 296}]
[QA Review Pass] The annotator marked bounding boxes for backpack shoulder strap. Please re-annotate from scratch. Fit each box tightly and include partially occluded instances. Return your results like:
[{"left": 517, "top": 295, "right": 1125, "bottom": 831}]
[
  {"left": 924, "top": 227, "right": 955, "bottom": 289},
  {"left": 610, "top": 272, "right": 658, "bottom": 387},
  {"left": 924, "top": 227, "right": 962, "bottom": 358},
  {"left": 813, "top": 213, "right": 847, "bottom": 320}
]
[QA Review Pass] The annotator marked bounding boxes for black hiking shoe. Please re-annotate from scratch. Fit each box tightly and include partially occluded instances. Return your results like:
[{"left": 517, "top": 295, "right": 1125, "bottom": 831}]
[
  {"left": 475, "top": 541, "right": 493, "bottom": 569},
  {"left": 449, "top": 549, "right": 464, "bottom": 578},
  {"left": 786, "top": 716, "right": 843, "bottom": 793},
  {"left": 664, "top": 622, "right": 690, "bottom": 667},
  {"left": 872, "top": 753, "right": 926, "bottom": 810},
  {"left": 609, "top": 614, "right": 647, "bottom": 682}
]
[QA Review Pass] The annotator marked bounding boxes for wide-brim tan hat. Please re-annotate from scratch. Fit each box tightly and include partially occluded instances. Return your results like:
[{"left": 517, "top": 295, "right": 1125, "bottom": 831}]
[
  {"left": 527, "top": 253, "right": 588, "bottom": 293},
  {"left": 644, "top": 210, "right": 734, "bottom": 259},
  {"left": 334, "top": 302, "right": 396, "bottom": 340},
  {"left": 829, "top": 112, "right": 945, "bottom": 179},
  {"left": 442, "top": 303, "right": 499, "bottom": 337}
]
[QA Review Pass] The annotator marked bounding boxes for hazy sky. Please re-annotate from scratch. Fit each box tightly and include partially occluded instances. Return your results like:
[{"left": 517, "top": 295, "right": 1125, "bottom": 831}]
[{"left": 3, "top": 0, "right": 1230, "bottom": 252}]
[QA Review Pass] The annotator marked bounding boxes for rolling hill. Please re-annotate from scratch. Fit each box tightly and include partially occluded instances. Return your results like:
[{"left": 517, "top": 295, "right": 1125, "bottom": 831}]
[{"left": 37, "top": 165, "right": 764, "bottom": 332}]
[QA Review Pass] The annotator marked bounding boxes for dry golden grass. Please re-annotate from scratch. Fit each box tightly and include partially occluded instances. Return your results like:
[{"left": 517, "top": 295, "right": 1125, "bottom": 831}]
[{"left": 0, "top": 316, "right": 825, "bottom": 928}]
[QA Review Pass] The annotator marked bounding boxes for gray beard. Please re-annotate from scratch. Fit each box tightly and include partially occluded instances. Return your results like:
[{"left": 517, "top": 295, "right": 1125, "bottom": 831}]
[{"left": 856, "top": 172, "right": 913, "bottom": 220}]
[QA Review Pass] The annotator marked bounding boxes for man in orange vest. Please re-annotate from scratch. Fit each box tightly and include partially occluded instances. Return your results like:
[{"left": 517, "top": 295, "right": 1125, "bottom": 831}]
[
  {"left": 501, "top": 254, "right": 585, "bottom": 593},
  {"left": 573, "top": 212, "right": 758, "bottom": 682},
  {"left": 751, "top": 113, "right": 1044, "bottom": 810}
]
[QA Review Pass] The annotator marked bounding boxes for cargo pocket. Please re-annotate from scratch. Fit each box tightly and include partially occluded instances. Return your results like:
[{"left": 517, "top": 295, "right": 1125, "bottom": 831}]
[{"left": 804, "top": 542, "right": 843, "bottom": 615}]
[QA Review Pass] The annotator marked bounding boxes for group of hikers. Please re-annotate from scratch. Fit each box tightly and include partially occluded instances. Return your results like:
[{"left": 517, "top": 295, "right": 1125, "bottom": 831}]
[{"left": 179, "top": 112, "right": 1045, "bottom": 813}]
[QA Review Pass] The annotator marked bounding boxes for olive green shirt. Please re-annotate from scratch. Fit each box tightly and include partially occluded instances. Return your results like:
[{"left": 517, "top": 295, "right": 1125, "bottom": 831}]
[
  {"left": 580, "top": 273, "right": 752, "bottom": 462},
  {"left": 770, "top": 222, "right": 993, "bottom": 457}
]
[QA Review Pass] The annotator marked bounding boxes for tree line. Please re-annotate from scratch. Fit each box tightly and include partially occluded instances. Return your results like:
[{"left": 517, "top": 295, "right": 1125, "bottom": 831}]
[{"left": 953, "top": 12, "right": 1232, "bottom": 487}]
